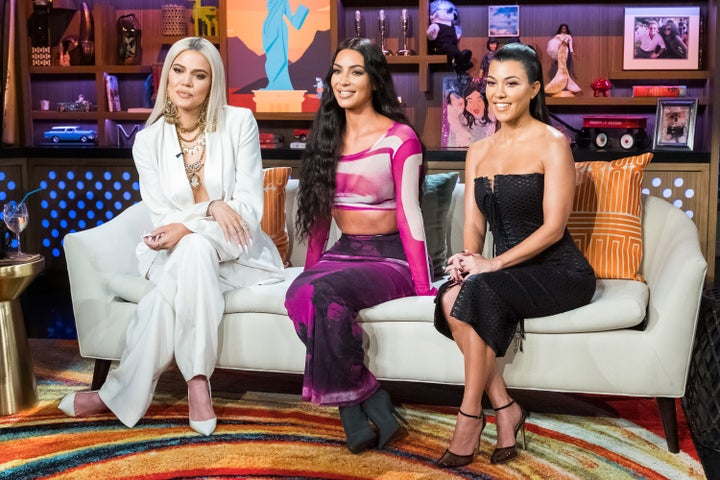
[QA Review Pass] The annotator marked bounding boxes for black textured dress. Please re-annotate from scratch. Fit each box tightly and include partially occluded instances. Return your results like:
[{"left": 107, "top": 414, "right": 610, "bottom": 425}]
[{"left": 434, "top": 173, "right": 596, "bottom": 357}]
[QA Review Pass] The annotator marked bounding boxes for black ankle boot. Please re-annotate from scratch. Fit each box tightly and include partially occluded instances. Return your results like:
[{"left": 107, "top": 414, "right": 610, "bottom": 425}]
[
  {"left": 361, "top": 389, "right": 408, "bottom": 449},
  {"left": 338, "top": 404, "right": 378, "bottom": 454}
]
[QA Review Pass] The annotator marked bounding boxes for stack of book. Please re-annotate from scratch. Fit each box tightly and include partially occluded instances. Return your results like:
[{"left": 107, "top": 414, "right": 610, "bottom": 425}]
[
  {"left": 259, "top": 132, "right": 283, "bottom": 149},
  {"left": 632, "top": 85, "right": 687, "bottom": 97}
]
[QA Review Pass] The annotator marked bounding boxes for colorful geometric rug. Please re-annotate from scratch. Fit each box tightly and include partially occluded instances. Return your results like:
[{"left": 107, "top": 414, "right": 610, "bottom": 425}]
[{"left": 0, "top": 340, "right": 707, "bottom": 479}]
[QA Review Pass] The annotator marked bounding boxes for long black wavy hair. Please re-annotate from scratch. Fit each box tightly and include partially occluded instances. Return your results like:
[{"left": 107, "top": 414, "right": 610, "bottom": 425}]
[
  {"left": 491, "top": 42, "right": 550, "bottom": 125},
  {"left": 295, "top": 37, "right": 426, "bottom": 241}
]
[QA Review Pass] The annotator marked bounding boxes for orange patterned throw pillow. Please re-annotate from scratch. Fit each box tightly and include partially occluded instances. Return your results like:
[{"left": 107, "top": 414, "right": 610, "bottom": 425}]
[
  {"left": 567, "top": 152, "right": 653, "bottom": 281},
  {"left": 261, "top": 167, "right": 292, "bottom": 265}
]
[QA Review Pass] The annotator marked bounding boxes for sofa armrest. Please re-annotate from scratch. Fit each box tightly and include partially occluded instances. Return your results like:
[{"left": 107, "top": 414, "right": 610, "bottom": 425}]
[
  {"left": 63, "top": 201, "right": 152, "bottom": 351},
  {"left": 639, "top": 195, "right": 707, "bottom": 387}
]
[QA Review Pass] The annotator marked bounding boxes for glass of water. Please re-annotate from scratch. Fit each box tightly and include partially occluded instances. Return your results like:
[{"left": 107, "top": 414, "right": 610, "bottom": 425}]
[{"left": 3, "top": 201, "right": 30, "bottom": 259}]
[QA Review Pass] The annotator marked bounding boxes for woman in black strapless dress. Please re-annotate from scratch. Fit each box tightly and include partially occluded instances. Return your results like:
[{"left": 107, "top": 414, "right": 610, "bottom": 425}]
[{"left": 434, "top": 43, "right": 596, "bottom": 469}]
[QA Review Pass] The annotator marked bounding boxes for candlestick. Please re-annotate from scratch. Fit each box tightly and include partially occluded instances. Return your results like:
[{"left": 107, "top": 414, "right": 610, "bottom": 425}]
[
  {"left": 396, "top": 8, "right": 416, "bottom": 56},
  {"left": 354, "top": 10, "right": 361, "bottom": 38},
  {"left": 378, "top": 10, "right": 392, "bottom": 56}
]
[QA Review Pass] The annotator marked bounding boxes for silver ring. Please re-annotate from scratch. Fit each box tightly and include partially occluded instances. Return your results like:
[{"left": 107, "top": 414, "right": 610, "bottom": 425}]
[{"left": 240, "top": 221, "right": 249, "bottom": 230}]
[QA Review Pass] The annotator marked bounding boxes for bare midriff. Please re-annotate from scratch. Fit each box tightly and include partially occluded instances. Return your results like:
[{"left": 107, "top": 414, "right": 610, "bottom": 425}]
[{"left": 333, "top": 208, "right": 398, "bottom": 235}]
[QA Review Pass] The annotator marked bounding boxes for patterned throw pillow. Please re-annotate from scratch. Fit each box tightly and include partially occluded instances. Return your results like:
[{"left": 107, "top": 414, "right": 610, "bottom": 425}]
[
  {"left": 422, "top": 172, "right": 460, "bottom": 280},
  {"left": 567, "top": 152, "right": 653, "bottom": 281},
  {"left": 261, "top": 167, "right": 292, "bottom": 265}
]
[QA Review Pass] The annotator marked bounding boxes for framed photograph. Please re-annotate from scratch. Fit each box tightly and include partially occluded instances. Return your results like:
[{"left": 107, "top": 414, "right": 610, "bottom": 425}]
[
  {"left": 624, "top": 7, "right": 700, "bottom": 70},
  {"left": 488, "top": 6, "right": 520, "bottom": 37},
  {"left": 653, "top": 98, "right": 698, "bottom": 151}
]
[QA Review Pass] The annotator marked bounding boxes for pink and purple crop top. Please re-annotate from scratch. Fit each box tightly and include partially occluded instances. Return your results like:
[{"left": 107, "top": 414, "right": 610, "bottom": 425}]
[{"left": 305, "top": 122, "right": 436, "bottom": 296}]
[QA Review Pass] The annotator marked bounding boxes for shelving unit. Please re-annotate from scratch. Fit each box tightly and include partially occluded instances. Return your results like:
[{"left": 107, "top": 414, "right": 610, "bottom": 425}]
[
  {"left": 17, "top": 0, "right": 225, "bottom": 147},
  {"left": 323, "top": 0, "right": 719, "bottom": 280},
  {"left": 9, "top": 0, "right": 719, "bottom": 280}
]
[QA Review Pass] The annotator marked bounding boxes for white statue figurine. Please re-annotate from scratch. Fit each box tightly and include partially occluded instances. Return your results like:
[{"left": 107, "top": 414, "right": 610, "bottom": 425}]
[{"left": 545, "top": 24, "right": 581, "bottom": 96}]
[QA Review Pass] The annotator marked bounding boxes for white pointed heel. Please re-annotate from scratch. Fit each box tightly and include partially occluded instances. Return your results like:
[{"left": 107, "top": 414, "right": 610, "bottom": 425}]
[
  {"left": 189, "top": 417, "right": 217, "bottom": 436},
  {"left": 58, "top": 393, "right": 77, "bottom": 417},
  {"left": 188, "top": 382, "right": 216, "bottom": 436}
]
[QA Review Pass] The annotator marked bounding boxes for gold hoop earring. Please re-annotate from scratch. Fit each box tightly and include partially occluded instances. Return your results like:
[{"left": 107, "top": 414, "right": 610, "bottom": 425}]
[{"left": 162, "top": 93, "right": 178, "bottom": 124}]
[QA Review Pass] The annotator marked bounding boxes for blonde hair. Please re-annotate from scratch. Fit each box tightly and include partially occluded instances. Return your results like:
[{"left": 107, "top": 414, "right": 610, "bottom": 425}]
[{"left": 146, "top": 37, "right": 227, "bottom": 132}]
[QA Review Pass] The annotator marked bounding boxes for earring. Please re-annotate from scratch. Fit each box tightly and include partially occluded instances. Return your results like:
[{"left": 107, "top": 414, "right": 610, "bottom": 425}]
[{"left": 162, "top": 93, "right": 178, "bottom": 124}]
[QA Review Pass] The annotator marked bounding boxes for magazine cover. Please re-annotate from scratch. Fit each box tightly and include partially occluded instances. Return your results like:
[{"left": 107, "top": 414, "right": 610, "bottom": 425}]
[{"left": 441, "top": 76, "right": 496, "bottom": 148}]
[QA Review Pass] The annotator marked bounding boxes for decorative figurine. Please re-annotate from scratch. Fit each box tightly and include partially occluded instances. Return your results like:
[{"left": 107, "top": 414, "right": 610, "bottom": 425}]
[
  {"left": 477, "top": 37, "right": 499, "bottom": 92},
  {"left": 591, "top": 78, "right": 611, "bottom": 97},
  {"left": 78, "top": 2, "right": 95, "bottom": 65},
  {"left": 545, "top": 24, "right": 581, "bottom": 96},
  {"left": 30, "top": 0, "right": 52, "bottom": 66},
  {"left": 378, "top": 10, "right": 392, "bottom": 56},
  {"left": 396, "top": 9, "right": 416, "bottom": 55},
  {"left": 60, "top": 3, "right": 95, "bottom": 66},
  {"left": 427, "top": 0, "right": 472, "bottom": 74},
  {"left": 354, "top": 10, "right": 362, "bottom": 38},
  {"left": 191, "top": 0, "right": 218, "bottom": 37},
  {"left": 262, "top": 0, "right": 309, "bottom": 90},
  {"left": 117, "top": 14, "right": 142, "bottom": 65}
]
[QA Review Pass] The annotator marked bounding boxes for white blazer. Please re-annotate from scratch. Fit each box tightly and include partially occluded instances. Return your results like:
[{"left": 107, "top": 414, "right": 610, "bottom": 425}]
[{"left": 132, "top": 106, "right": 284, "bottom": 287}]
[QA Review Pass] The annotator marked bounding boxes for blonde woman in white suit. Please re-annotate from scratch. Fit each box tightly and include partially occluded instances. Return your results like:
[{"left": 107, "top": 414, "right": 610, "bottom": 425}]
[{"left": 59, "top": 37, "right": 284, "bottom": 435}]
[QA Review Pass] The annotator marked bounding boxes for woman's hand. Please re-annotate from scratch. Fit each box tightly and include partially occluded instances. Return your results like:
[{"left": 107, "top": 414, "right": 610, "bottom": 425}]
[
  {"left": 208, "top": 200, "right": 252, "bottom": 251},
  {"left": 444, "top": 250, "right": 501, "bottom": 283},
  {"left": 143, "top": 223, "right": 191, "bottom": 251}
]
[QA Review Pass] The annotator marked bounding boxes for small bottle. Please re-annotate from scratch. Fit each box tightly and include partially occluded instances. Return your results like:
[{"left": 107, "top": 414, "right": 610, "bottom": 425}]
[{"left": 315, "top": 77, "right": 324, "bottom": 98}]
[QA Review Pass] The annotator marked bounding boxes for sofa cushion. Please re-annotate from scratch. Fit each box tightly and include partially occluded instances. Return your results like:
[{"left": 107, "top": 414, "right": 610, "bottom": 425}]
[
  {"left": 262, "top": 167, "right": 292, "bottom": 265},
  {"left": 522, "top": 278, "right": 648, "bottom": 333},
  {"left": 107, "top": 273, "right": 646, "bottom": 335},
  {"left": 422, "top": 172, "right": 460, "bottom": 280},
  {"left": 359, "top": 278, "right": 647, "bottom": 334},
  {"left": 224, "top": 267, "right": 303, "bottom": 315},
  {"left": 568, "top": 153, "right": 653, "bottom": 281}
]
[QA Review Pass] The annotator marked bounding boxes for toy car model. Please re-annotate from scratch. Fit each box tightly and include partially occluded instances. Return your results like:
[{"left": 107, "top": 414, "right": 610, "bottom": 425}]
[
  {"left": 576, "top": 115, "right": 648, "bottom": 150},
  {"left": 43, "top": 126, "right": 98, "bottom": 143}
]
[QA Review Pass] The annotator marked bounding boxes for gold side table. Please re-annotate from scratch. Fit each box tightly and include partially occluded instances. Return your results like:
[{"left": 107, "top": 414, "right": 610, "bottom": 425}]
[{"left": 0, "top": 254, "right": 44, "bottom": 415}]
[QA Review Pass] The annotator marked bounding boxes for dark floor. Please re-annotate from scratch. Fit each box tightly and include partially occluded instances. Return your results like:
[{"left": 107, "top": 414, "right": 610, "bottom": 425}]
[{"left": 17, "top": 267, "right": 720, "bottom": 480}]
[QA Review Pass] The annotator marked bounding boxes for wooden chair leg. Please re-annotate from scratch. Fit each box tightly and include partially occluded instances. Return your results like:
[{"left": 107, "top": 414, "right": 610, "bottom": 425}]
[
  {"left": 91, "top": 359, "right": 112, "bottom": 391},
  {"left": 656, "top": 397, "right": 680, "bottom": 453}
]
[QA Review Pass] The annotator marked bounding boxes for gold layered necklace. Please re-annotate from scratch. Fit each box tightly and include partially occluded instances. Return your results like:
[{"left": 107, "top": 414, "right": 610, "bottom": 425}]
[{"left": 176, "top": 124, "right": 207, "bottom": 190}]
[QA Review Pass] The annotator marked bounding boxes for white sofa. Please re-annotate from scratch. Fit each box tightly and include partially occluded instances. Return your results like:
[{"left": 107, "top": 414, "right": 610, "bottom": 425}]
[{"left": 63, "top": 179, "right": 707, "bottom": 452}]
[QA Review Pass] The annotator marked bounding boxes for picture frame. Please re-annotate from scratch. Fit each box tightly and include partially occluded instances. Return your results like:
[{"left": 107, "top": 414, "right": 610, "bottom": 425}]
[
  {"left": 623, "top": 7, "right": 700, "bottom": 70},
  {"left": 652, "top": 98, "right": 698, "bottom": 151},
  {"left": 488, "top": 6, "right": 520, "bottom": 37},
  {"left": 440, "top": 77, "right": 496, "bottom": 148}
]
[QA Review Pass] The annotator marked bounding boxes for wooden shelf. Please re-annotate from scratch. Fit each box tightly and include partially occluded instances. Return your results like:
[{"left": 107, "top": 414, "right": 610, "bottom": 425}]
[
  {"left": 609, "top": 70, "right": 710, "bottom": 81},
  {"left": 31, "top": 111, "right": 99, "bottom": 120},
  {"left": 546, "top": 96, "right": 708, "bottom": 107},
  {"left": 253, "top": 112, "right": 317, "bottom": 121}
]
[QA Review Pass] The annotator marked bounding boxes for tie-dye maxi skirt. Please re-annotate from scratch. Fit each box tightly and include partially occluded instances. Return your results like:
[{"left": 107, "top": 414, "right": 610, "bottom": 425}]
[{"left": 284, "top": 233, "right": 416, "bottom": 406}]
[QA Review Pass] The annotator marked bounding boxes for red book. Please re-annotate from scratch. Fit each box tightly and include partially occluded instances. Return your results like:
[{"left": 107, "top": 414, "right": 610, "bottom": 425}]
[{"left": 632, "top": 85, "right": 687, "bottom": 97}]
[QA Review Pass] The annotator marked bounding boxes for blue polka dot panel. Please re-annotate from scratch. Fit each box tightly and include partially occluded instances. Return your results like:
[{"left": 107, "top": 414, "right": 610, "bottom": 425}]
[{"left": 32, "top": 166, "right": 141, "bottom": 270}]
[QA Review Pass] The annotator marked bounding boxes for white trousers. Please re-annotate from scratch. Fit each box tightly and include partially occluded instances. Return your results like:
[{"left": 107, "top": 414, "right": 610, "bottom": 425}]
[{"left": 99, "top": 234, "right": 224, "bottom": 427}]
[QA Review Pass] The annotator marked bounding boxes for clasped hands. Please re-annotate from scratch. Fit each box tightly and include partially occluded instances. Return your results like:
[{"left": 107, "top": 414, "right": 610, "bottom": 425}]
[{"left": 444, "top": 250, "right": 499, "bottom": 283}]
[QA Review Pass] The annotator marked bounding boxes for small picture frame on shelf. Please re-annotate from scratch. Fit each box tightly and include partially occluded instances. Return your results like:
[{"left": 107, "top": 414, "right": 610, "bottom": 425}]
[
  {"left": 623, "top": 7, "right": 700, "bottom": 70},
  {"left": 488, "top": 6, "right": 520, "bottom": 37},
  {"left": 652, "top": 98, "right": 698, "bottom": 151}
]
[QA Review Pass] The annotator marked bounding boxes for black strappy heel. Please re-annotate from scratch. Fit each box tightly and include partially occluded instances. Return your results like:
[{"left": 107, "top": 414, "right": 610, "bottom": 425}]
[
  {"left": 490, "top": 399, "right": 529, "bottom": 464},
  {"left": 436, "top": 409, "right": 487, "bottom": 468}
]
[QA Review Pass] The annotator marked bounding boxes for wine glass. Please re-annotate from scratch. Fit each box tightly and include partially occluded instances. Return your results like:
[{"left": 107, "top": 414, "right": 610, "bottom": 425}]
[{"left": 3, "top": 201, "right": 30, "bottom": 259}]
